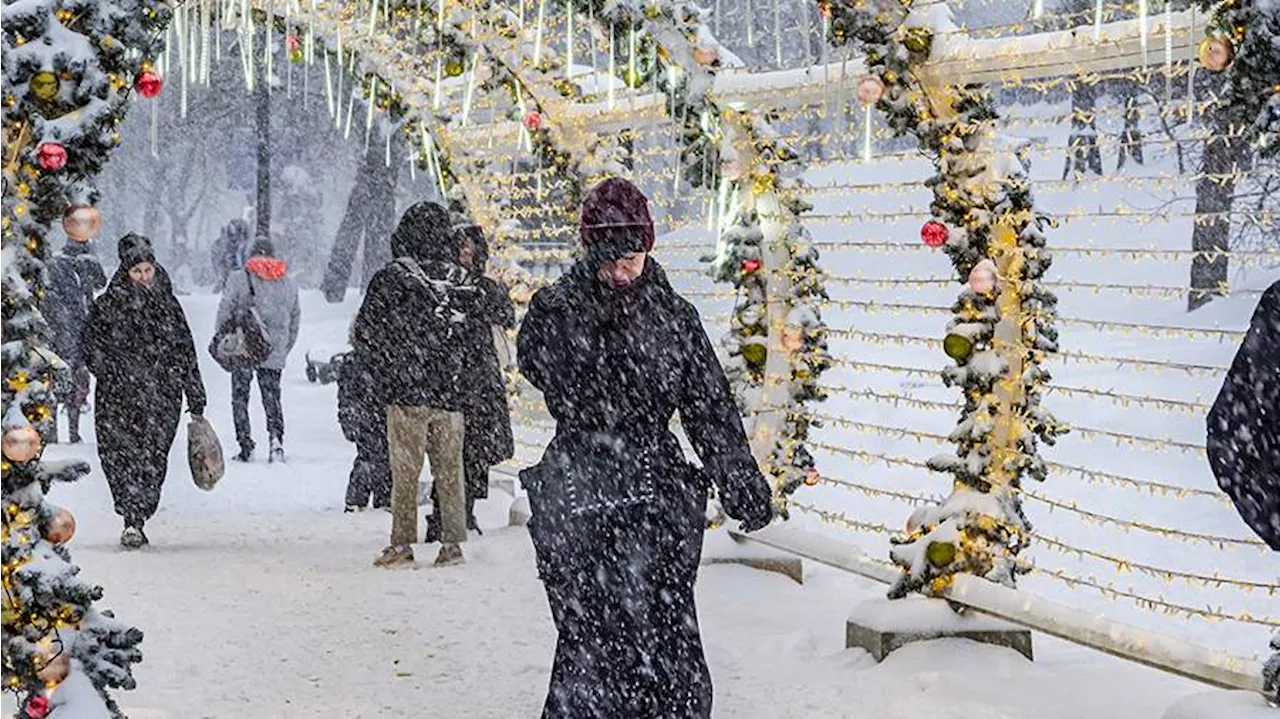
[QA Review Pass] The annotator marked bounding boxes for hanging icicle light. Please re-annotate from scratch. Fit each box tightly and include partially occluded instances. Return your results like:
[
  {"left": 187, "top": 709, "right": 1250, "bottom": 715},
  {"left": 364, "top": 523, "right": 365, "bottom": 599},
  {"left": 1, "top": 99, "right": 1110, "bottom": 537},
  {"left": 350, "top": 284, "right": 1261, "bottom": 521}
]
[
  {"left": 862, "top": 105, "right": 873, "bottom": 162},
  {"left": 1138, "top": 0, "right": 1148, "bottom": 67}
]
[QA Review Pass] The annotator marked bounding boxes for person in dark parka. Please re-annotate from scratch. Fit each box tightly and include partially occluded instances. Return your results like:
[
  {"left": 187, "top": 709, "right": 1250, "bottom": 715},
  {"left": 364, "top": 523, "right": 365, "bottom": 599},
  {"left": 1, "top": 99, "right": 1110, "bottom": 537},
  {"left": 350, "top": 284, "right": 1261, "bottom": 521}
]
[
  {"left": 353, "top": 201, "right": 479, "bottom": 568},
  {"left": 337, "top": 341, "right": 391, "bottom": 511},
  {"left": 43, "top": 238, "right": 107, "bottom": 443},
  {"left": 425, "top": 224, "right": 515, "bottom": 538},
  {"left": 82, "top": 234, "right": 207, "bottom": 549},
  {"left": 516, "top": 178, "right": 774, "bottom": 719},
  {"left": 1207, "top": 280, "right": 1280, "bottom": 550}
]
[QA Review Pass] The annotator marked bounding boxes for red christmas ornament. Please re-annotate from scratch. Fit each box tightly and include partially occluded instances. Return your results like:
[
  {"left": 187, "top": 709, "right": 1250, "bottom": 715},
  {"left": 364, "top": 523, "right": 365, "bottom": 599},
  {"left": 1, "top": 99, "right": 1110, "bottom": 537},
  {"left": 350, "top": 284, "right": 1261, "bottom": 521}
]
[
  {"left": 25, "top": 695, "right": 49, "bottom": 719},
  {"left": 36, "top": 142, "right": 66, "bottom": 171},
  {"left": 741, "top": 258, "right": 761, "bottom": 274},
  {"left": 921, "top": 220, "right": 948, "bottom": 248},
  {"left": 135, "top": 70, "right": 163, "bottom": 99},
  {"left": 522, "top": 111, "right": 542, "bottom": 131},
  {"left": 286, "top": 34, "right": 301, "bottom": 53}
]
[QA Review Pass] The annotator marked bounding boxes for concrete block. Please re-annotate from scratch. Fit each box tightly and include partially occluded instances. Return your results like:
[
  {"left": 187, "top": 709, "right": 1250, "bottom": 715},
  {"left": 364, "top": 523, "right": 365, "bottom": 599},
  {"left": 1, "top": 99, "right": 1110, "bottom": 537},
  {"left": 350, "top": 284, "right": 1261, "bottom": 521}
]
[{"left": 846, "top": 596, "right": 1033, "bottom": 662}]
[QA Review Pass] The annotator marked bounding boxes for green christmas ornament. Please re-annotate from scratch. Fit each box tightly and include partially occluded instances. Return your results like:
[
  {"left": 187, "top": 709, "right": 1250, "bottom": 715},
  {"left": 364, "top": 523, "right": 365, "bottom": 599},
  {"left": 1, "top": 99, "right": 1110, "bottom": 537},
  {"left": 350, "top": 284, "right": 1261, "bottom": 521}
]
[
  {"left": 624, "top": 68, "right": 644, "bottom": 88},
  {"left": 30, "top": 71, "right": 59, "bottom": 102},
  {"left": 942, "top": 333, "right": 973, "bottom": 362},
  {"left": 925, "top": 540, "right": 956, "bottom": 568},
  {"left": 742, "top": 343, "right": 767, "bottom": 368},
  {"left": 445, "top": 59, "right": 465, "bottom": 77},
  {"left": 902, "top": 27, "right": 933, "bottom": 56},
  {"left": 290, "top": 48, "right": 305, "bottom": 64}
]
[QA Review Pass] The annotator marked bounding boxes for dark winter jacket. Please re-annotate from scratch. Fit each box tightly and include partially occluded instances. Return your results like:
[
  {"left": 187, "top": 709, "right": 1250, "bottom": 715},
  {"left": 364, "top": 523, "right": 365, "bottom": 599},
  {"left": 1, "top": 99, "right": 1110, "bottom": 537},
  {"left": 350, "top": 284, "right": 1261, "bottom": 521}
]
[
  {"left": 43, "top": 241, "right": 106, "bottom": 367},
  {"left": 212, "top": 219, "right": 251, "bottom": 290},
  {"left": 336, "top": 351, "right": 383, "bottom": 445},
  {"left": 518, "top": 257, "right": 771, "bottom": 525},
  {"left": 83, "top": 262, "right": 206, "bottom": 420},
  {"left": 1207, "top": 281, "right": 1280, "bottom": 550},
  {"left": 459, "top": 228, "right": 516, "bottom": 473},
  {"left": 352, "top": 202, "right": 478, "bottom": 410}
]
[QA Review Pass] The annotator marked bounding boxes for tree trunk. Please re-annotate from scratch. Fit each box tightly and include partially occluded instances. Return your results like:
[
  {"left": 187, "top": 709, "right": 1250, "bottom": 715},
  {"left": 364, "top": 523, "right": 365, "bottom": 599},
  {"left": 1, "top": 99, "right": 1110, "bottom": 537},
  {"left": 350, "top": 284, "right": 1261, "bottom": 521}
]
[
  {"left": 321, "top": 141, "right": 379, "bottom": 303},
  {"left": 255, "top": 40, "right": 271, "bottom": 240},
  {"left": 1188, "top": 120, "right": 1251, "bottom": 311},
  {"left": 1063, "top": 81, "right": 1103, "bottom": 179},
  {"left": 362, "top": 133, "right": 401, "bottom": 289}
]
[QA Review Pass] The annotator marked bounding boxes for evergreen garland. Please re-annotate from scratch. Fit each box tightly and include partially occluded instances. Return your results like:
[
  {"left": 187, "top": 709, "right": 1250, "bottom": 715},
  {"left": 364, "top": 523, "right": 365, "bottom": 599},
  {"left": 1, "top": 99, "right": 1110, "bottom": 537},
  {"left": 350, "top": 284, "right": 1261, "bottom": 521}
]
[{"left": 825, "top": 0, "right": 1066, "bottom": 597}]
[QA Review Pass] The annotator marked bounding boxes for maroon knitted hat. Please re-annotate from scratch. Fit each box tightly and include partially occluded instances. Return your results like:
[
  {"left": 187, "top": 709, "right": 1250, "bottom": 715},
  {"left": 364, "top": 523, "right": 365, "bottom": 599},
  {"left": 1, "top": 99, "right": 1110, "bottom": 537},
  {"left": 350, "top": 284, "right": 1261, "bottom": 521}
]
[{"left": 579, "top": 177, "right": 655, "bottom": 261}]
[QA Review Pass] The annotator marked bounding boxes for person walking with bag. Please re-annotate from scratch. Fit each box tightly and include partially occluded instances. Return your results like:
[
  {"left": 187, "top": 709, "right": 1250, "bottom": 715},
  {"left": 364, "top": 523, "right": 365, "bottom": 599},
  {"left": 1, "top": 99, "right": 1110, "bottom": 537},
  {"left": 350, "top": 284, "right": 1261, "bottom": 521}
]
[
  {"left": 516, "top": 178, "right": 774, "bottom": 718},
  {"left": 82, "top": 234, "right": 207, "bottom": 549},
  {"left": 353, "top": 201, "right": 477, "bottom": 569},
  {"left": 215, "top": 236, "right": 300, "bottom": 463}
]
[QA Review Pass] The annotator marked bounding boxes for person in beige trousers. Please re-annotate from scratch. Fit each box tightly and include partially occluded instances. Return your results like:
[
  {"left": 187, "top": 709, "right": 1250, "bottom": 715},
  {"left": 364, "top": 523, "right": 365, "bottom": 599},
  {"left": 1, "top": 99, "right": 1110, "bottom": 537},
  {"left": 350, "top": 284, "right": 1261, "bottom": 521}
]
[{"left": 352, "top": 202, "right": 478, "bottom": 568}]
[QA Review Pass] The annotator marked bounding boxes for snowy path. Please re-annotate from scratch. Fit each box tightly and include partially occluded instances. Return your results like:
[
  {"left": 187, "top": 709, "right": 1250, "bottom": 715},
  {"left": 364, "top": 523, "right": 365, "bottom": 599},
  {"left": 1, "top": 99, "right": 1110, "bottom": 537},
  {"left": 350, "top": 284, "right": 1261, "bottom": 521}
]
[{"left": 21, "top": 292, "right": 1212, "bottom": 717}]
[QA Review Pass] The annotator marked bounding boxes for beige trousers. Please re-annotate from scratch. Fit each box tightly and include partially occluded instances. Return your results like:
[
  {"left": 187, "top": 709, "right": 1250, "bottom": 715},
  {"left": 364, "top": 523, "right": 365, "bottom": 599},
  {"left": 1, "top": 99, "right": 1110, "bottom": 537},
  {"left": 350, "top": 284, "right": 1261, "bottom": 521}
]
[{"left": 387, "top": 405, "right": 466, "bottom": 546}]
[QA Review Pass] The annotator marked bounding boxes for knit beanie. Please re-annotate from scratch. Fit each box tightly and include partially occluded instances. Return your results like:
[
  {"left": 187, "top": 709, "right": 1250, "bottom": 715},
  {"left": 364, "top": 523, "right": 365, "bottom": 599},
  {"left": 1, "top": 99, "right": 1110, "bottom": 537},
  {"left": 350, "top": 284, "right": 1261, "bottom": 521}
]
[
  {"left": 117, "top": 233, "right": 155, "bottom": 269},
  {"left": 579, "top": 178, "right": 654, "bottom": 263}
]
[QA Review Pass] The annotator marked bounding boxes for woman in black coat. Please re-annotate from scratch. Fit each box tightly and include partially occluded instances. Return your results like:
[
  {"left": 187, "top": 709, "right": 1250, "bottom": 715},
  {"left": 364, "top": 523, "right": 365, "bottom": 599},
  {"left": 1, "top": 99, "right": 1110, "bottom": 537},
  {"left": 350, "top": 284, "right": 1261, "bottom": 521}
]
[
  {"left": 83, "top": 234, "right": 207, "bottom": 549},
  {"left": 516, "top": 178, "right": 773, "bottom": 718}
]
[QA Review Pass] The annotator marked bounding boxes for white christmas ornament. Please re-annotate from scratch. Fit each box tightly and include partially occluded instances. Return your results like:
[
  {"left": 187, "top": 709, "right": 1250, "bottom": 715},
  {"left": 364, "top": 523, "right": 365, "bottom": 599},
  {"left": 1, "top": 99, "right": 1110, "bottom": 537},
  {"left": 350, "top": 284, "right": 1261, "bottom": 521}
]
[{"left": 968, "top": 259, "right": 998, "bottom": 295}]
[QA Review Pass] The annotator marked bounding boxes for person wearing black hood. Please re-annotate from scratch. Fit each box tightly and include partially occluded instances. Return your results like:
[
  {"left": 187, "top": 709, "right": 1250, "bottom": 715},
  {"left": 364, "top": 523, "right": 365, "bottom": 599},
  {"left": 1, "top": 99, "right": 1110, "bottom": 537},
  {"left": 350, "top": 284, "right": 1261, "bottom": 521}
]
[
  {"left": 82, "top": 234, "right": 207, "bottom": 549},
  {"left": 43, "top": 237, "right": 107, "bottom": 443},
  {"left": 353, "top": 202, "right": 478, "bottom": 568},
  {"left": 516, "top": 177, "right": 774, "bottom": 718},
  {"left": 422, "top": 223, "right": 515, "bottom": 539}
]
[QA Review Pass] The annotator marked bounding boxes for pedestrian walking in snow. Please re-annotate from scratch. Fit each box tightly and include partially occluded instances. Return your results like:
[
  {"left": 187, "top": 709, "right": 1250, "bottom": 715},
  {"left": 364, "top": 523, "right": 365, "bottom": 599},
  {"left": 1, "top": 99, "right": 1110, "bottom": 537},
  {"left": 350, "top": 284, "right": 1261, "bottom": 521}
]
[
  {"left": 43, "top": 237, "right": 107, "bottom": 443},
  {"left": 215, "top": 236, "right": 301, "bottom": 463},
  {"left": 516, "top": 178, "right": 774, "bottom": 718},
  {"left": 337, "top": 337, "right": 391, "bottom": 511},
  {"left": 211, "top": 218, "right": 251, "bottom": 292},
  {"left": 424, "top": 224, "right": 514, "bottom": 539},
  {"left": 1207, "top": 279, "right": 1279, "bottom": 550},
  {"left": 82, "top": 234, "right": 207, "bottom": 549},
  {"left": 353, "top": 201, "right": 478, "bottom": 569}
]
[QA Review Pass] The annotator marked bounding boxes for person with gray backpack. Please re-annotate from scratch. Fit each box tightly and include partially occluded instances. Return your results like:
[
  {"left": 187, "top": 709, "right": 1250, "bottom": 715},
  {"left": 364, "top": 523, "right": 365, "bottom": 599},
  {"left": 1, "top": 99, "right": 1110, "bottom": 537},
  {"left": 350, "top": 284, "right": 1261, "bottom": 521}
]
[{"left": 214, "top": 236, "right": 300, "bottom": 463}]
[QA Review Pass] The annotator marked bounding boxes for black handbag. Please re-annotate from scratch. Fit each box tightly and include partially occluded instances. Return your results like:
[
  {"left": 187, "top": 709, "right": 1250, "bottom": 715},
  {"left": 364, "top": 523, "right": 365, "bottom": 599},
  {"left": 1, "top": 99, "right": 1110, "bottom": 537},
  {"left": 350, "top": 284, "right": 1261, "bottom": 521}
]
[{"left": 209, "top": 269, "right": 272, "bottom": 371}]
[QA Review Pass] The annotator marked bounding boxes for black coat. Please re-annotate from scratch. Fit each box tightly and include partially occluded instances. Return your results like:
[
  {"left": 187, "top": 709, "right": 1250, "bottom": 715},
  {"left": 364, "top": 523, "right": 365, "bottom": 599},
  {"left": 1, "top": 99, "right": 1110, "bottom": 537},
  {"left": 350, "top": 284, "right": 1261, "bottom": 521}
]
[
  {"left": 1207, "top": 281, "right": 1280, "bottom": 550},
  {"left": 83, "top": 266, "right": 205, "bottom": 474},
  {"left": 516, "top": 258, "right": 771, "bottom": 718},
  {"left": 43, "top": 243, "right": 106, "bottom": 367},
  {"left": 336, "top": 351, "right": 384, "bottom": 447},
  {"left": 352, "top": 203, "right": 478, "bottom": 410},
  {"left": 461, "top": 276, "right": 516, "bottom": 477}
]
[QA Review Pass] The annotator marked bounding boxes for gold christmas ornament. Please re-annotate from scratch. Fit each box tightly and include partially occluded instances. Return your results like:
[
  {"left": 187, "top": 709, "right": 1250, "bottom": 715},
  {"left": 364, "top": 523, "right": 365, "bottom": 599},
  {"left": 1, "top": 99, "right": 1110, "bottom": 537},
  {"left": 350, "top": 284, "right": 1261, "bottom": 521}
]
[
  {"left": 44, "top": 508, "right": 75, "bottom": 545},
  {"left": 741, "top": 343, "right": 767, "bottom": 367},
  {"left": 803, "top": 467, "right": 820, "bottom": 486},
  {"left": 925, "top": 540, "right": 956, "bottom": 568},
  {"left": 30, "top": 71, "right": 59, "bottom": 102},
  {"left": 942, "top": 333, "right": 973, "bottom": 362},
  {"left": 35, "top": 653, "right": 69, "bottom": 685},
  {"left": 61, "top": 204, "right": 101, "bottom": 241},
  {"left": 1197, "top": 36, "right": 1233, "bottom": 72},
  {"left": 902, "top": 27, "right": 933, "bottom": 56},
  {"left": 445, "top": 59, "right": 465, "bottom": 77},
  {"left": 1, "top": 426, "right": 41, "bottom": 463},
  {"left": 855, "top": 75, "right": 885, "bottom": 106}
]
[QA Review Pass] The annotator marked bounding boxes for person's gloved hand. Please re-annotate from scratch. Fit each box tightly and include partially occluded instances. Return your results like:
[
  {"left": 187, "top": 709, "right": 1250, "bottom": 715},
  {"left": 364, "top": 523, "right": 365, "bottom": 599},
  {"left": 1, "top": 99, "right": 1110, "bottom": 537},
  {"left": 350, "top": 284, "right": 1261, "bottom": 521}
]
[{"left": 719, "top": 470, "right": 775, "bottom": 532}]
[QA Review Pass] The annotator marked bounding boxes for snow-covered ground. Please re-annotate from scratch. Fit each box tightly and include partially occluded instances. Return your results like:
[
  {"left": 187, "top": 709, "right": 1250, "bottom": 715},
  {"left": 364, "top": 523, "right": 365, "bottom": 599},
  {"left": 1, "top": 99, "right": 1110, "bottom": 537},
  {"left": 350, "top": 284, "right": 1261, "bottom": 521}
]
[{"left": 11, "top": 288, "right": 1231, "bottom": 718}]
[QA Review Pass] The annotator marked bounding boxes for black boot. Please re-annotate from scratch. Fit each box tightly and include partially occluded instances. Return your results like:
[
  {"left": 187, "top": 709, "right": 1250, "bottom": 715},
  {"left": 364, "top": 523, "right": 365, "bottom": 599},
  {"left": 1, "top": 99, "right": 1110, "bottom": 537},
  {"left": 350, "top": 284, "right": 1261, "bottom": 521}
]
[
  {"left": 423, "top": 512, "right": 442, "bottom": 543},
  {"left": 234, "top": 440, "right": 254, "bottom": 463},
  {"left": 466, "top": 496, "right": 482, "bottom": 535}
]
